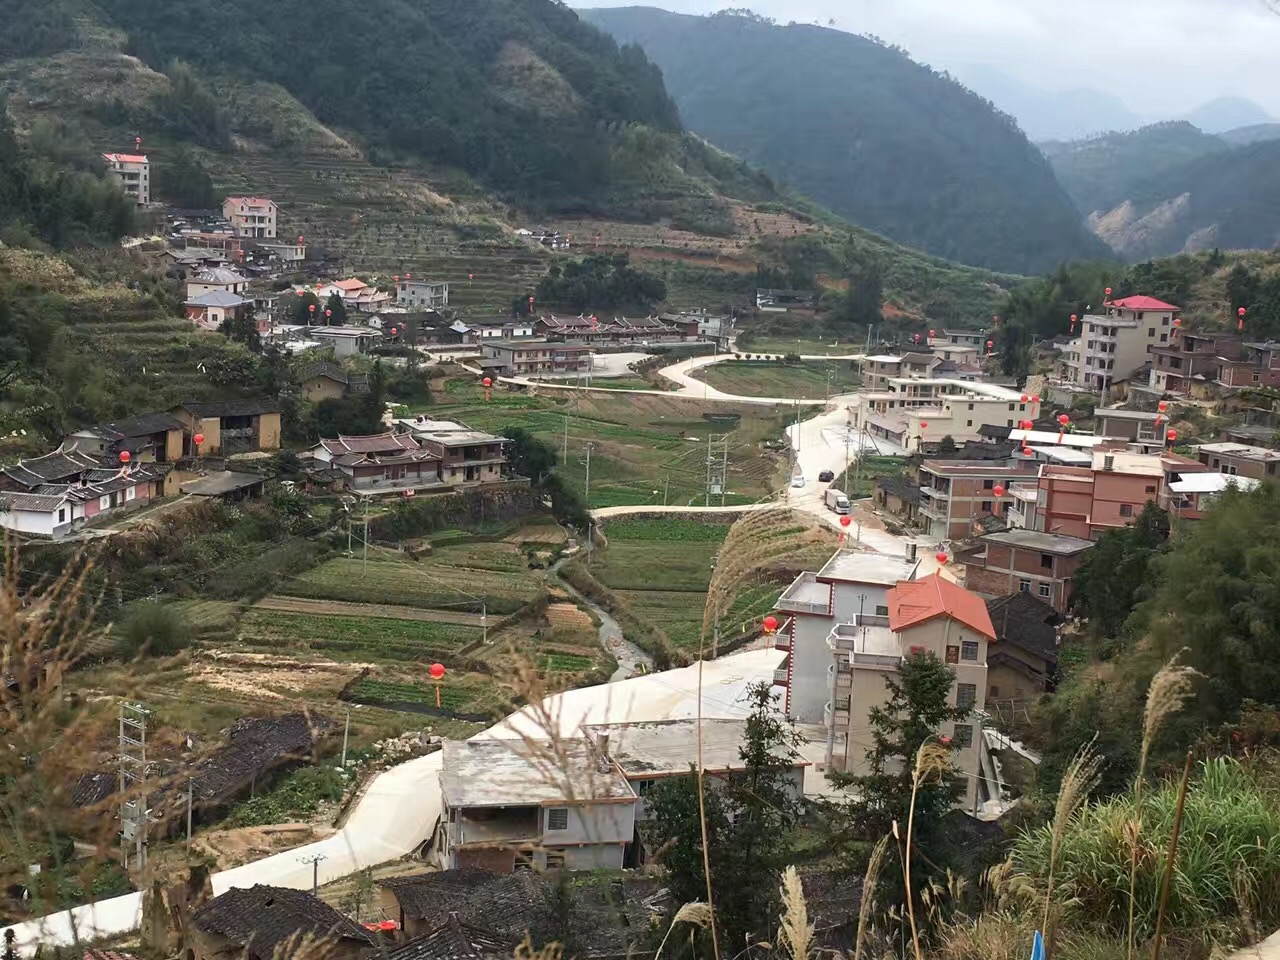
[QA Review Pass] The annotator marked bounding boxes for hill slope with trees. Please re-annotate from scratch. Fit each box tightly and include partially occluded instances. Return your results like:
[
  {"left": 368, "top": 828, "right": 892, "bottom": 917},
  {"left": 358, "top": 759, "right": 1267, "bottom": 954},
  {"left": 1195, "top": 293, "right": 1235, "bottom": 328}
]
[{"left": 581, "top": 6, "right": 1111, "bottom": 275}]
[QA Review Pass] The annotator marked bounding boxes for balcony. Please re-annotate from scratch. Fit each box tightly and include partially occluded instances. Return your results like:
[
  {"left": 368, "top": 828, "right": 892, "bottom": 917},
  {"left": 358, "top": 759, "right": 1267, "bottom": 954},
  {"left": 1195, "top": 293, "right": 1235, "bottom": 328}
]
[
  {"left": 920, "top": 484, "right": 951, "bottom": 500},
  {"left": 773, "top": 665, "right": 789, "bottom": 687},
  {"left": 823, "top": 698, "right": 852, "bottom": 730},
  {"left": 773, "top": 618, "right": 793, "bottom": 651},
  {"left": 776, "top": 573, "right": 831, "bottom": 616}
]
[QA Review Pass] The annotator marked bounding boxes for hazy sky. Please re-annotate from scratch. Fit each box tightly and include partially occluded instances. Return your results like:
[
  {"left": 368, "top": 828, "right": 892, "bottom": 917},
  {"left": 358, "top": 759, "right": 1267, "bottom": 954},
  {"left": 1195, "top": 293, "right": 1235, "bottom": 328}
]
[{"left": 571, "top": 0, "right": 1280, "bottom": 119}]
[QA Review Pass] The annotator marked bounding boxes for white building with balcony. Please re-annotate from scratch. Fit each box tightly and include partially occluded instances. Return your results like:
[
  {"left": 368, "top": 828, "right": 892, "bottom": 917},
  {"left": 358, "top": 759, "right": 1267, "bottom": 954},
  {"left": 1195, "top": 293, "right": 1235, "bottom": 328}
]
[
  {"left": 102, "top": 153, "right": 150, "bottom": 205},
  {"left": 851, "top": 379, "right": 1039, "bottom": 453},
  {"left": 222, "top": 196, "right": 278, "bottom": 239}
]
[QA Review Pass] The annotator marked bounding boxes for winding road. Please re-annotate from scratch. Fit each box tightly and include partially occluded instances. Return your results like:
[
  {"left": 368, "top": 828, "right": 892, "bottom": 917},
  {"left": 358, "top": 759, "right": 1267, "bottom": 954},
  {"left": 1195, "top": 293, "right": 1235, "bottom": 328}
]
[{"left": 10, "top": 348, "right": 953, "bottom": 953}]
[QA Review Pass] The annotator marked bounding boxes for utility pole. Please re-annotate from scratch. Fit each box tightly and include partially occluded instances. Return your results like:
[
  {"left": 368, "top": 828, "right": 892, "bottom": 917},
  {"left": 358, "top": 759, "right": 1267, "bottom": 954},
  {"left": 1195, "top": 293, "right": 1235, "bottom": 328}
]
[
  {"left": 341, "top": 708, "right": 351, "bottom": 768},
  {"left": 582, "top": 442, "right": 594, "bottom": 506},
  {"left": 300, "top": 853, "right": 328, "bottom": 896},
  {"left": 481, "top": 599, "right": 488, "bottom": 645},
  {"left": 361, "top": 498, "right": 370, "bottom": 575},
  {"left": 705, "top": 434, "right": 713, "bottom": 507},
  {"left": 118, "top": 702, "right": 149, "bottom": 870},
  {"left": 186, "top": 777, "right": 194, "bottom": 850}
]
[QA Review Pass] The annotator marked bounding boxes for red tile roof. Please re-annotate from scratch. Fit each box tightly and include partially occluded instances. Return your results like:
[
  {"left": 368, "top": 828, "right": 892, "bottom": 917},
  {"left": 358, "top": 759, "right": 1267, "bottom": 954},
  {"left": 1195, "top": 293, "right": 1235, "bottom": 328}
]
[
  {"left": 103, "top": 153, "right": 148, "bottom": 163},
  {"left": 334, "top": 278, "right": 370, "bottom": 291},
  {"left": 887, "top": 574, "right": 996, "bottom": 640},
  {"left": 1110, "top": 295, "right": 1180, "bottom": 312}
]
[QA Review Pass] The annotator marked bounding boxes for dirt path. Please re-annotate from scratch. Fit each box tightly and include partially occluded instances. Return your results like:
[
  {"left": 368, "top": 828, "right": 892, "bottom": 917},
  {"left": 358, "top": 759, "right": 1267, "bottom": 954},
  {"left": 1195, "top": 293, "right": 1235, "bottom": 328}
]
[{"left": 256, "top": 596, "right": 487, "bottom": 626}]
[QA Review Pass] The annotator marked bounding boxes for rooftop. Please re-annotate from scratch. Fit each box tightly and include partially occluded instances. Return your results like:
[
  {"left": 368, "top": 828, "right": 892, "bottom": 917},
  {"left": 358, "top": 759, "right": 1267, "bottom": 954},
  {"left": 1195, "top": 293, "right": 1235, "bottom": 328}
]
[
  {"left": 392, "top": 417, "right": 470, "bottom": 433},
  {"left": 817, "top": 549, "right": 920, "bottom": 586},
  {"left": 584, "top": 718, "right": 806, "bottom": 776},
  {"left": 3, "top": 448, "right": 100, "bottom": 486},
  {"left": 177, "top": 398, "right": 281, "bottom": 418},
  {"left": 778, "top": 571, "right": 831, "bottom": 609},
  {"left": 192, "top": 885, "right": 372, "bottom": 960},
  {"left": 1091, "top": 449, "right": 1171, "bottom": 476},
  {"left": 439, "top": 739, "right": 634, "bottom": 808},
  {"left": 0, "top": 491, "right": 70, "bottom": 513},
  {"left": 379, "top": 870, "right": 500, "bottom": 922},
  {"left": 1168, "top": 473, "right": 1261, "bottom": 494},
  {"left": 1027, "top": 446, "right": 1093, "bottom": 465},
  {"left": 417, "top": 430, "right": 506, "bottom": 446},
  {"left": 985, "top": 593, "right": 1059, "bottom": 663},
  {"left": 1109, "top": 295, "right": 1181, "bottom": 312},
  {"left": 191, "top": 267, "right": 248, "bottom": 285},
  {"left": 103, "top": 152, "right": 147, "bottom": 163},
  {"left": 186, "top": 290, "right": 250, "bottom": 308},
  {"left": 180, "top": 471, "right": 267, "bottom": 497},
  {"left": 76, "top": 412, "right": 186, "bottom": 441},
  {"left": 1010, "top": 429, "right": 1108, "bottom": 449},
  {"left": 310, "top": 326, "right": 380, "bottom": 338},
  {"left": 320, "top": 433, "right": 421, "bottom": 456},
  {"left": 1195, "top": 441, "right": 1280, "bottom": 461},
  {"left": 387, "top": 916, "right": 513, "bottom": 960},
  {"left": 1095, "top": 408, "right": 1161, "bottom": 422},
  {"left": 921, "top": 459, "right": 1026, "bottom": 475},
  {"left": 224, "top": 196, "right": 275, "bottom": 207},
  {"left": 887, "top": 573, "right": 995, "bottom": 640},
  {"left": 981, "top": 529, "right": 1094, "bottom": 555}
]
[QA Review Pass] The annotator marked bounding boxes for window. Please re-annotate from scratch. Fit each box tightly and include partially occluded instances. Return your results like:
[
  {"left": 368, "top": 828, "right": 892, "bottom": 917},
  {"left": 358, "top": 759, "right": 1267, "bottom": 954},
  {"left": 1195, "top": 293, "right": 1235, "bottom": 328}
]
[
  {"left": 1148, "top": 329, "right": 1155, "bottom": 337},
  {"left": 1040, "top": 553, "right": 1055, "bottom": 570},
  {"left": 1161, "top": 333, "right": 1168, "bottom": 343},
  {"left": 956, "top": 683, "right": 977, "bottom": 711},
  {"left": 952, "top": 723, "right": 974, "bottom": 748},
  {"left": 982, "top": 501, "right": 992, "bottom": 513},
  {"left": 875, "top": 604, "right": 889, "bottom": 616},
  {"left": 635, "top": 779, "right": 656, "bottom": 796},
  {"left": 1018, "top": 578, "right": 1031, "bottom": 593},
  {"left": 58, "top": 508, "right": 66, "bottom": 523},
  {"left": 983, "top": 479, "right": 994, "bottom": 490},
  {"left": 989, "top": 684, "right": 1001, "bottom": 698},
  {"left": 966, "top": 420, "right": 973, "bottom": 427},
  {"left": 545, "top": 851, "right": 565, "bottom": 870},
  {"left": 1145, "top": 485, "right": 1157, "bottom": 495},
  {"left": 547, "top": 808, "right": 569, "bottom": 831},
  {"left": 1008, "top": 403, "right": 1015, "bottom": 411},
  {"left": 1119, "top": 503, "right": 1134, "bottom": 518},
  {"left": 945, "top": 644, "right": 959, "bottom": 664},
  {"left": 1038, "top": 582, "right": 1052, "bottom": 599},
  {"left": 961, "top": 640, "right": 979, "bottom": 661}
]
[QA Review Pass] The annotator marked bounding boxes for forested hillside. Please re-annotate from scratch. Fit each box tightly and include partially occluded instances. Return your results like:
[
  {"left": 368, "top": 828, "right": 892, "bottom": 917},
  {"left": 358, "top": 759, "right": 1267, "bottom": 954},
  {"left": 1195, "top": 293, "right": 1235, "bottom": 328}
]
[{"left": 582, "top": 7, "right": 1111, "bottom": 275}]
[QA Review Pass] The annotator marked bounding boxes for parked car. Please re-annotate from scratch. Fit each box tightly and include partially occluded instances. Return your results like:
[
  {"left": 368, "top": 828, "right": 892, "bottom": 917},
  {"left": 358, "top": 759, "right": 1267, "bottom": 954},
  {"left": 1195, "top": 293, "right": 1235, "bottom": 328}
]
[
  {"left": 818, "top": 470, "right": 835, "bottom": 482},
  {"left": 790, "top": 475, "right": 806, "bottom": 489}
]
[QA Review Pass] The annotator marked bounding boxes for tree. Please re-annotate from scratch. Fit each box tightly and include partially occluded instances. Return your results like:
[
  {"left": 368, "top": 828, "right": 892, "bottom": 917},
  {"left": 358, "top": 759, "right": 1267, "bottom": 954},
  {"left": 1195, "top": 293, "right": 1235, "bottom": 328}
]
[
  {"left": 506, "top": 427, "right": 558, "bottom": 482},
  {"left": 647, "top": 681, "right": 801, "bottom": 947},
  {"left": 1071, "top": 503, "right": 1170, "bottom": 639},
  {"left": 289, "top": 292, "right": 321, "bottom": 325},
  {"left": 324, "top": 292, "right": 347, "bottom": 326},
  {"left": 841, "top": 261, "right": 883, "bottom": 327},
  {"left": 153, "top": 146, "right": 216, "bottom": 208},
  {"left": 220, "top": 310, "right": 261, "bottom": 352},
  {"left": 937, "top": 435, "right": 958, "bottom": 455},
  {"left": 834, "top": 653, "right": 967, "bottom": 855}
]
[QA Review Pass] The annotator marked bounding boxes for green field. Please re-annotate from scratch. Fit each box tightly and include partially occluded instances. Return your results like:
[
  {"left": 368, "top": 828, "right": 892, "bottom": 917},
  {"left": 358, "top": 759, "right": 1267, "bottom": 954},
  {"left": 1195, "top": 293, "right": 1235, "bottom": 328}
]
[
  {"left": 831, "top": 455, "right": 912, "bottom": 499},
  {"left": 693, "top": 359, "right": 862, "bottom": 399},
  {"left": 345, "top": 675, "right": 511, "bottom": 718},
  {"left": 239, "top": 610, "right": 483, "bottom": 661},
  {"left": 430, "top": 379, "right": 791, "bottom": 508},
  {"left": 738, "top": 338, "right": 859, "bottom": 356},
  {"left": 286, "top": 545, "right": 542, "bottom": 615}
]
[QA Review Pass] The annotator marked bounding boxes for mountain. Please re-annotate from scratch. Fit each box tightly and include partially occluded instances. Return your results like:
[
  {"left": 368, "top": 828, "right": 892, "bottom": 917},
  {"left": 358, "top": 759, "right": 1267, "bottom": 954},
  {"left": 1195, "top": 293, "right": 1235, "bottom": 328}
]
[
  {"left": 952, "top": 64, "right": 1143, "bottom": 142},
  {"left": 581, "top": 7, "right": 1112, "bottom": 275},
  {"left": 1041, "top": 122, "right": 1228, "bottom": 216},
  {"left": 1217, "top": 123, "right": 1280, "bottom": 147},
  {"left": 1087, "top": 140, "right": 1280, "bottom": 260},
  {"left": 1181, "top": 96, "right": 1275, "bottom": 135}
]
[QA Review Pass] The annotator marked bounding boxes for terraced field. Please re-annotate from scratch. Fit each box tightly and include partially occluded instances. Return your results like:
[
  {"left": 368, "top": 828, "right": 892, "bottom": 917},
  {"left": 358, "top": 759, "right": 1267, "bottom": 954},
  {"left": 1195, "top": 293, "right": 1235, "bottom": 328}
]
[
  {"left": 693, "top": 359, "right": 862, "bottom": 400},
  {"left": 238, "top": 609, "right": 483, "bottom": 662}
]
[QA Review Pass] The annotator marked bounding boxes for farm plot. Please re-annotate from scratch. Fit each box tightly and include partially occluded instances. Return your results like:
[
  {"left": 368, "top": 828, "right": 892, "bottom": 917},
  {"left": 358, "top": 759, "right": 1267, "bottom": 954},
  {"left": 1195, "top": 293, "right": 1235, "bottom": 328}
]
[
  {"left": 238, "top": 610, "right": 483, "bottom": 661},
  {"left": 693, "top": 360, "right": 862, "bottom": 400},
  {"left": 345, "top": 673, "right": 511, "bottom": 720}
]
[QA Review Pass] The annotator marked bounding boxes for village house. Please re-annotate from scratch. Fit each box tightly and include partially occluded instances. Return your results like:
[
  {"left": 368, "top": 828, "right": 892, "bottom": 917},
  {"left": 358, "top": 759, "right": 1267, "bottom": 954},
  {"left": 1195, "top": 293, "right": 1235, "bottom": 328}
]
[
  {"left": 1215, "top": 341, "right": 1280, "bottom": 391},
  {"left": 582, "top": 718, "right": 808, "bottom": 825},
  {"left": 454, "top": 317, "right": 536, "bottom": 343},
  {"left": 756, "top": 288, "right": 817, "bottom": 311},
  {"left": 187, "top": 885, "right": 374, "bottom": 960},
  {"left": 1056, "top": 295, "right": 1178, "bottom": 397},
  {"left": 310, "top": 326, "right": 380, "bottom": 358},
  {"left": 1193, "top": 441, "right": 1280, "bottom": 480},
  {"left": 480, "top": 340, "right": 593, "bottom": 377},
  {"left": 860, "top": 353, "right": 943, "bottom": 391},
  {"left": 959, "top": 529, "right": 1093, "bottom": 611},
  {"left": 0, "top": 460, "right": 168, "bottom": 538},
  {"left": 186, "top": 268, "right": 249, "bottom": 300},
  {"left": 984, "top": 593, "right": 1060, "bottom": 703},
  {"left": 378, "top": 870, "right": 503, "bottom": 939},
  {"left": 916, "top": 459, "right": 1036, "bottom": 541},
  {"left": 778, "top": 572, "right": 994, "bottom": 808},
  {"left": 932, "top": 329, "right": 986, "bottom": 350},
  {"left": 437, "top": 739, "right": 636, "bottom": 873},
  {"left": 315, "top": 278, "right": 393, "bottom": 314},
  {"left": 1093, "top": 408, "right": 1166, "bottom": 446},
  {"left": 170, "top": 399, "right": 282, "bottom": 455},
  {"left": 851, "top": 379, "right": 1039, "bottom": 453},
  {"left": 312, "top": 433, "right": 442, "bottom": 493},
  {"left": 772, "top": 550, "right": 921, "bottom": 732},
  {"left": 255, "top": 238, "right": 307, "bottom": 263},
  {"left": 162, "top": 247, "right": 229, "bottom": 272},
  {"left": 296, "top": 362, "right": 370, "bottom": 403},
  {"left": 397, "top": 279, "right": 450, "bottom": 310},
  {"left": 1148, "top": 332, "right": 1240, "bottom": 397},
  {"left": 221, "top": 197, "right": 278, "bottom": 239},
  {"left": 65, "top": 412, "right": 186, "bottom": 465},
  {"left": 1166, "top": 471, "right": 1260, "bottom": 519},
  {"left": 873, "top": 474, "right": 921, "bottom": 528},
  {"left": 414, "top": 429, "right": 508, "bottom": 486},
  {"left": 385, "top": 915, "right": 514, "bottom": 960},
  {"left": 185, "top": 290, "right": 252, "bottom": 331},
  {"left": 102, "top": 152, "right": 149, "bottom": 204}
]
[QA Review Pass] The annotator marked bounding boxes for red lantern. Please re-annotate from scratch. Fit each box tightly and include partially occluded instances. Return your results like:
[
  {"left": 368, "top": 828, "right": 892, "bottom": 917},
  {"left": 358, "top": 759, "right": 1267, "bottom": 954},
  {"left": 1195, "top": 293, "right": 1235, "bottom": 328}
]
[
  {"left": 839, "top": 515, "right": 851, "bottom": 528},
  {"left": 406, "top": 273, "right": 412, "bottom": 281},
  {"left": 296, "top": 289, "right": 305, "bottom": 297},
  {"left": 1105, "top": 287, "right": 1112, "bottom": 297},
  {"left": 429, "top": 663, "right": 446, "bottom": 680},
  {"left": 469, "top": 273, "right": 475, "bottom": 281},
  {"left": 325, "top": 309, "right": 332, "bottom": 318},
  {"left": 1031, "top": 395, "right": 1040, "bottom": 403},
  {"left": 1238, "top": 306, "right": 1247, "bottom": 331},
  {"left": 986, "top": 340, "right": 994, "bottom": 349},
  {"left": 394, "top": 275, "right": 401, "bottom": 283},
  {"left": 135, "top": 136, "right": 141, "bottom": 149},
  {"left": 309, "top": 303, "right": 316, "bottom": 314},
  {"left": 1158, "top": 400, "right": 1169, "bottom": 413},
  {"left": 1167, "top": 429, "right": 1178, "bottom": 442},
  {"left": 939, "top": 735, "right": 952, "bottom": 746},
  {"left": 1021, "top": 445, "right": 1032, "bottom": 456},
  {"left": 1070, "top": 313, "right": 1078, "bottom": 333},
  {"left": 119, "top": 451, "right": 131, "bottom": 464},
  {"left": 298, "top": 235, "right": 304, "bottom": 245},
  {"left": 1173, "top": 317, "right": 1182, "bottom": 328},
  {"left": 935, "top": 551, "right": 948, "bottom": 564},
  {"left": 919, "top": 421, "right": 928, "bottom": 429},
  {"left": 993, "top": 484, "right": 1006, "bottom": 497},
  {"left": 1058, "top": 413, "right": 1070, "bottom": 426},
  {"left": 390, "top": 327, "right": 399, "bottom": 336},
  {"left": 763, "top": 615, "right": 779, "bottom": 633},
  {"left": 929, "top": 329, "right": 935, "bottom": 338},
  {"left": 193, "top": 433, "right": 204, "bottom": 446},
  {"left": 482, "top": 377, "right": 492, "bottom": 387}
]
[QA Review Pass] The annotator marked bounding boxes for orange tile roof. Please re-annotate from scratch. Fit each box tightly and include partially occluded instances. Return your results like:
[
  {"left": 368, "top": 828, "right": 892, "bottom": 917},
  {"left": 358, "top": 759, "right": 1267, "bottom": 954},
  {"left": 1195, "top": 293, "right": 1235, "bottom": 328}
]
[
  {"left": 887, "top": 574, "right": 996, "bottom": 640},
  {"left": 103, "top": 153, "right": 148, "bottom": 163},
  {"left": 334, "top": 278, "right": 369, "bottom": 291}
]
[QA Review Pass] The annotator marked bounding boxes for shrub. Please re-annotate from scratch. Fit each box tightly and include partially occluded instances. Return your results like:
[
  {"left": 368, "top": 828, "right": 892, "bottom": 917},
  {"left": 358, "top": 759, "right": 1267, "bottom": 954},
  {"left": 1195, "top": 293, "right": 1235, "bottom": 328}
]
[{"left": 115, "top": 603, "right": 187, "bottom": 658}]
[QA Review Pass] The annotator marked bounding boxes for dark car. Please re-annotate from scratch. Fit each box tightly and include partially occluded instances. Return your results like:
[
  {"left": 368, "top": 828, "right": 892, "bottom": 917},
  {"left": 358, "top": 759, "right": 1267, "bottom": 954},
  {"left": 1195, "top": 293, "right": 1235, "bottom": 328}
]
[{"left": 819, "top": 470, "right": 835, "bottom": 483}]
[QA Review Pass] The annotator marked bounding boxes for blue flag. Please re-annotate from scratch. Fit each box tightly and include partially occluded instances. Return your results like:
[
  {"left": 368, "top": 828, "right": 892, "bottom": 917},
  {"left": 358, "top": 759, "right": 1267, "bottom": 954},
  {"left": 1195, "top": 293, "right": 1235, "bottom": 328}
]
[{"left": 1030, "top": 930, "right": 1046, "bottom": 960}]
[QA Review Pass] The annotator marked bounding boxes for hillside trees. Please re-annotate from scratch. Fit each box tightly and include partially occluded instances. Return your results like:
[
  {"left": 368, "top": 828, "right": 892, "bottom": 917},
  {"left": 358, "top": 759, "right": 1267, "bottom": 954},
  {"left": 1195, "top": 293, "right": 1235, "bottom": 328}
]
[
  {"left": 532, "top": 254, "right": 667, "bottom": 312},
  {"left": 1070, "top": 503, "right": 1170, "bottom": 638}
]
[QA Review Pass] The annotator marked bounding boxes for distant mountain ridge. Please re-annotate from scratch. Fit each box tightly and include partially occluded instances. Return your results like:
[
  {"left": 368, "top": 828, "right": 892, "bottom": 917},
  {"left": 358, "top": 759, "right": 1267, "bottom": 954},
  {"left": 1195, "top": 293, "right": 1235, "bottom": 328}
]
[{"left": 582, "top": 6, "right": 1111, "bottom": 275}]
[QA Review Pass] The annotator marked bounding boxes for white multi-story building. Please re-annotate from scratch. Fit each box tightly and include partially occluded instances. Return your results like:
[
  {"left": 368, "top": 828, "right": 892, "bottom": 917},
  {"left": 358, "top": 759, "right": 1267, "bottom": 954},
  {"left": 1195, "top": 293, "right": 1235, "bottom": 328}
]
[
  {"left": 221, "top": 197, "right": 278, "bottom": 239},
  {"left": 1056, "top": 296, "right": 1179, "bottom": 396},
  {"left": 851, "top": 378, "right": 1039, "bottom": 452},
  {"left": 397, "top": 279, "right": 450, "bottom": 310},
  {"left": 102, "top": 153, "right": 150, "bottom": 205},
  {"left": 774, "top": 559, "right": 995, "bottom": 809}
]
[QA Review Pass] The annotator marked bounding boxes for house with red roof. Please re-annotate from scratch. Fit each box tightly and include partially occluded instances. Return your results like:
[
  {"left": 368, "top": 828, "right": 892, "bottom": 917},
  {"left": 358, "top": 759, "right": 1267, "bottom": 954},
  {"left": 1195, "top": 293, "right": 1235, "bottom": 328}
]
[
  {"left": 773, "top": 564, "right": 995, "bottom": 809},
  {"left": 1056, "top": 294, "right": 1181, "bottom": 399},
  {"left": 221, "top": 197, "right": 278, "bottom": 239},
  {"left": 102, "top": 152, "right": 149, "bottom": 204}
]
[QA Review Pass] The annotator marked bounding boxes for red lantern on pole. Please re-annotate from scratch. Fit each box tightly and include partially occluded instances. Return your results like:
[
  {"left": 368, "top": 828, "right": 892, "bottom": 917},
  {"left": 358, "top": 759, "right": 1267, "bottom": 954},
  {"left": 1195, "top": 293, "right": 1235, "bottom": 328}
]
[
  {"left": 296, "top": 289, "right": 305, "bottom": 297},
  {"left": 325, "top": 308, "right": 332, "bottom": 319},
  {"left": 482, "top": 376, "right": 492, "bottom": 401},
  {"left": 986, "top": 340, "right": 994, "bottom": 349},
  {"left": 1238, "top": 306, "right": 1247, "bottom": 331},
  {"left": 993, "top": 484, "right": 1006, "bottom": 497},
  {"left": 193, "top": 433, "right": 204, "bottom": 447},
  {"left": 1021, "top": 445, "right": 1032, "bottom": 456},
  {"left": 405, "top": 273, "right": 412, "bottom": 281},
  {"left": 929, "top": 329, "right": 935, "bottom": 338},
  {"left": 1167, "top": 429, "right": 1178, "bottom": 443},
  {"left": 763, "top": 615, "right": 779, "bottom": 633},
  {"left": 469, "top": 273, "right": 475, "bottom": 282},
  {"left": 1057, "top": 414, "right": 1070, "bottom": 426},
  {"left": 1031, "top": 395, "right": 1040, "bottom": 403},
  {"left": 429, "top": 662, "right": 446, "bottom": 706},
  {"left": 394, "top": 275, "right": 400, "bottom": 284},
  {"left": 1105, "top": 287, "right": 1113, "bottom": 299},
  {"left": 935, "top": 551, "right": 948, "bottom": 564},
  {"left": 135, "top": 136, "right": 142, "bottom": 149},
  {"left": 308, "top": 303, "right": 316, "bottom": 317},
  {"left": 1020, "top": 394, "right": 1029, "bottom": 402},
  {"left": 919, "top": 421, "right": 928, "bottom": 429},
  {"left": 298, "top": 235, "right": 304, "bottom": 246},
  {"left": 390, "top": 327, "right": 398, "bottom": 336},
  {"left": 839, "top": 515, "right": 851, "bottom": 528},
  {"left": 1070, "top": 313, "right": 1078, "bottom": 333},
  {"left": 119, "top": 450, "right": 131, "bottom": 464}
]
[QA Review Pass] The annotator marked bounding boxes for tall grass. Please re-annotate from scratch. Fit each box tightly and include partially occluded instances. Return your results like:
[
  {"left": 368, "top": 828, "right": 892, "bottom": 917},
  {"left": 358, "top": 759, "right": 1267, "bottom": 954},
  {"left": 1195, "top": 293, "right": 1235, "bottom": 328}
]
[{"left": 1014, "top": 757, "right": 1280, "bottom": 947}]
